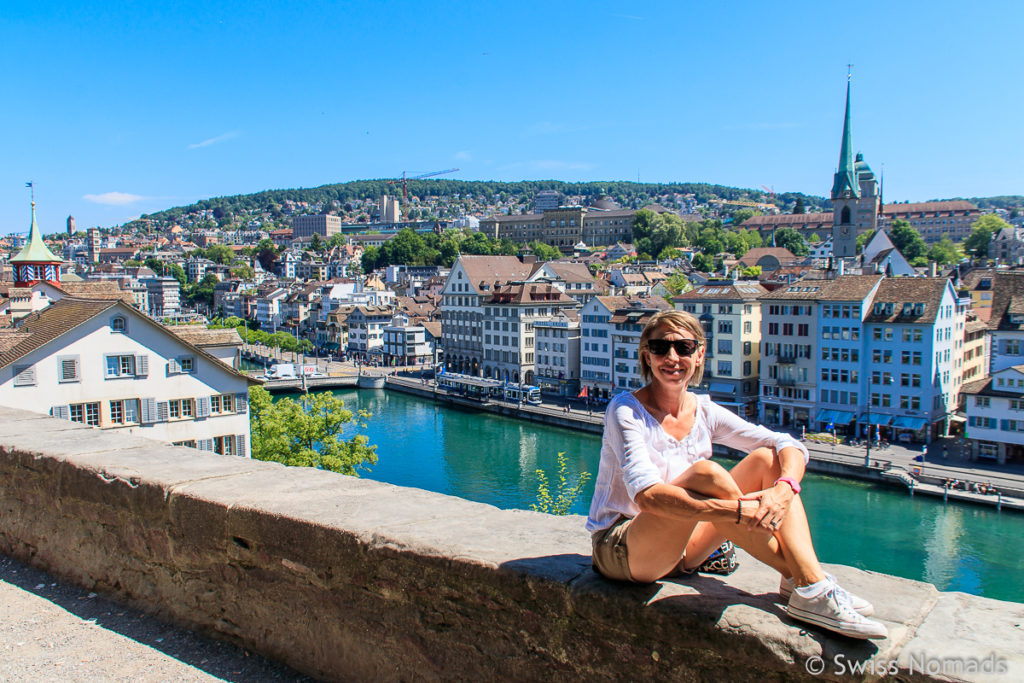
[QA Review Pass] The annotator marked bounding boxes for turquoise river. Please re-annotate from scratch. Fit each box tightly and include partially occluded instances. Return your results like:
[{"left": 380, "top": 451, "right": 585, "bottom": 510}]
[{"left": 287, "top": 387, "right": 1023, "bottom": 604}]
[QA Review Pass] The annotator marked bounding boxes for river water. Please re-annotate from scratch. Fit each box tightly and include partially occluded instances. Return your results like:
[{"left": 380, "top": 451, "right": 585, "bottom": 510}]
[{"left": 280, "top": 386, "right": 1024, "bottom": 604}]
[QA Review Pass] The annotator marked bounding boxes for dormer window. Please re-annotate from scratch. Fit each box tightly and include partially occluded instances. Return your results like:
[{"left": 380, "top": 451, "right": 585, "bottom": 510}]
[
  {"left": 874, "top": 303, "right": 884, "bottom": 315},
  {"left": 902, "top": 303, "right": 913, "bottom": 316},
  {"left": 111, "top": 315, "right": 127, "bottom": 333},
  {"left": 1010, "top": 314, "right": 1024, "bottom": 325},
  {"left": 914, "top": 303, "right": 925, "bottom": 316}
]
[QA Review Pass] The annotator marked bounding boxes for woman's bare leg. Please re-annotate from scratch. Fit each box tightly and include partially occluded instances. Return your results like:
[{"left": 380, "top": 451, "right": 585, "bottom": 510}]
[{"left": 681, "top": 449, "right": 825, "bottom": 586}]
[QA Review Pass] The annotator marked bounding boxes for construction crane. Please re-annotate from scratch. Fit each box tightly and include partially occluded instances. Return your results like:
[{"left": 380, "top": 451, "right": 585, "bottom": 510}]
[{"left": 390, "top": 168, "right": 459, "bottom": 209}]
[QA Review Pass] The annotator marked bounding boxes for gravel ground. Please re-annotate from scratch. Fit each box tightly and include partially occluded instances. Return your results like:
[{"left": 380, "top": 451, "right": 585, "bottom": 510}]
[{"left": 0, "top": 553, "right": 312, "bottom": 682}]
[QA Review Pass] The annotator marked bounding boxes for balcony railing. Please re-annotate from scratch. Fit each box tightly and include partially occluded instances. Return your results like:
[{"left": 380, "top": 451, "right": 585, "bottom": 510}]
[{"left": 777, "top": 354, "right": 797, "bottom": 364}]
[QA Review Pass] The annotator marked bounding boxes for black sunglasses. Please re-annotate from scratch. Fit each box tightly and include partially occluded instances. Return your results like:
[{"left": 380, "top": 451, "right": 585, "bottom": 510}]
[{"left": 647, "top": 338, "right": 702, "bottom": 357}]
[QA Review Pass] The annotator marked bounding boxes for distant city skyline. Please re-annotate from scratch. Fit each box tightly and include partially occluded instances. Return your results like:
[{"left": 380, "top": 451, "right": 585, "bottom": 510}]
[{"left": 3, "top": 0, "right": 1022, "bottom": 235}]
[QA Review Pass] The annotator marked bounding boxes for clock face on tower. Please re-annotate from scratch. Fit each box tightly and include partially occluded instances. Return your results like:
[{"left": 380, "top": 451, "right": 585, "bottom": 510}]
[{"left": 840, "top": 226, "right": 851, "bottom": 237}]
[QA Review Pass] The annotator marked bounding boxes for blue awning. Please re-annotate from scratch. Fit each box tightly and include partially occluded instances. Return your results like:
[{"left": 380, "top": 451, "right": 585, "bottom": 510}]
[
  {"left": 831, "top": 410, "right": 856, "bottom": 424},
  {"left": 708, "top": 382, "right": 734, "bottom": 394},
  {"left": 816, "top": 409, "right": 837, "bottom": 423},
  {"left": 892, "top": 416, "right": 928, "bottom": 430},
  {"left": 859, "top": 413, "right": 893, "bottom": 426}
]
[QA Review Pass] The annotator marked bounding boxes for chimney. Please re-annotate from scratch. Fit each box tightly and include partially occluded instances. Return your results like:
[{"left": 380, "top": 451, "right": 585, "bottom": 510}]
[
  {"left": 930, "top": 262, "right": 937, "bottom": 277},
  {"left": 838, "top": 259, "right": 845, "bottom": 276}
]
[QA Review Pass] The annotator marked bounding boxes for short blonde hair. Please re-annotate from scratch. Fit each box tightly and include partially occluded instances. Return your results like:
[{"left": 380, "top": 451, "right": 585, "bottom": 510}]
[{"left": 638, "top": 310, "right": 706, "bottom": 386}]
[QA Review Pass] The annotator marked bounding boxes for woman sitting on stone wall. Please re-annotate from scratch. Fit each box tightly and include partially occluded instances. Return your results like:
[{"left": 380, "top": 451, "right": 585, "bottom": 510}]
[{"left": 586, "top": 310, "right": 886, "bottom": 640}]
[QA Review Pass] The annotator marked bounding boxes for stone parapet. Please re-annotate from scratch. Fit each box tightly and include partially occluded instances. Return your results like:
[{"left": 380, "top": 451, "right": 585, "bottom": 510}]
[{"left": 0, "top": 406, "right": 1020, "bottom": 681}]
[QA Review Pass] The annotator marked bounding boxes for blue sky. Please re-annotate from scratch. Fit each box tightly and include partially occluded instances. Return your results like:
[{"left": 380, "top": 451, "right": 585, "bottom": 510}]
[{"left": 3, "top": 0, "right": 1022, "bottom": 235}]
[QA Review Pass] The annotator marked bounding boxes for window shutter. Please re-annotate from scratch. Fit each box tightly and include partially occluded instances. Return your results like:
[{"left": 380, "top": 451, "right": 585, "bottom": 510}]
[
  {"left": 58, "top": 356, "right": 81, "bottom": 382},
  {"left": 196, "top": 396, "right": 211, "bottom": 418},
  {"left": 124, "top": 399, "right": 139, "bottom": 423},
  {"left": 166, "top": 359, "right": 180, "bottom": 375},
  {"left": 51, "top": 405, "right": 70, "bottom": 420},
  {"left": 198, "top": 438, "right": 213, "bottom": 451},
  {"left": 235, "top": 392, "right": 249, "bottom": 414},
  {"left": 140, "top": 397, "right": 157, "bottom": 424},
  {"left": 235, "top": 434, "right": 247, "bottom": 458},
  {"left": 13, "top": 365, "right": 36, "bottom": 387},
  {"left": 156, "top": 401, "right": 170, "bottom": 422},
  {"left": 135, "top": 355, "right": 149, "bottom": 377},
  {"left": 105, "top": 356, "right": 119, "bottom": 378}
]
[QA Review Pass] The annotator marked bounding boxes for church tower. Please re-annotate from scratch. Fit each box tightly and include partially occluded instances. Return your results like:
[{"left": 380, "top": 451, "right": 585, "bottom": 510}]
[
  {"left": 11, "top": 202, "right": 62, "bottom": 287},
  {"left": 831, "top": 79, "right": 878, "bottom": 258}
]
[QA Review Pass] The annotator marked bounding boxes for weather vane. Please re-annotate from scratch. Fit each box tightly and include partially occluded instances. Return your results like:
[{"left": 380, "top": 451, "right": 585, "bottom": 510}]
[
  {"left": 847, "top": 64, "right": 853, "bottom": 81},
  {"left": 26, "top": 181, "right": 34, "bottom": 204}
]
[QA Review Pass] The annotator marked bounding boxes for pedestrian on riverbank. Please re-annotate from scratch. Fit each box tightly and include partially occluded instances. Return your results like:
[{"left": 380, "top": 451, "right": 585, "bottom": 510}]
[{"left": 586, "top": 310, "right": 886, "bottom": 640}]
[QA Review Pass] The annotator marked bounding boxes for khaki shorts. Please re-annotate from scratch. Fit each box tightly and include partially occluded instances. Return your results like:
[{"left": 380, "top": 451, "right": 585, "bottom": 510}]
[{"left": 591, "top": 516, "right": 635, "bottom": 582}]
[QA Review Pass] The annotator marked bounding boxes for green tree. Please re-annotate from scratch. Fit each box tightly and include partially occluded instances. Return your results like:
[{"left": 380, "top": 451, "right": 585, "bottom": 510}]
[
  {"left": 255, "top": 239, "right": 279, "bottom": 271},
  {"left": 731, "top": 209, "right": 760, "bottom": 226},
  {"left": 888, "top": 219, "right": 928, "bottom": 261},
  {"left": 204, "top": 244, "right": 235, "bottom": 265},
  {"left": 230, "top": 264, "right": 255, "bottom": 280},
  {"left": 856, "top": 230, "right": 873, "bottom": 254},
  {"left": 309, "top": 233, "right": 323, "bottom": 253},
  {"left": 664, "top": 271, "right": 693, "bottom": 295},
  {"left": 773, "top": 228, "right": 808, "bottom": 256},
  {"left": 186, "top": 273, "right": 220, "bottom": 307},
  {"left": 248, "top": 387, "right": 377, "bottom": 475},
  {"left": 527, "top": 240, "right": 561, "bottom": 261},
  {"left": 928, "top": 237, "right": 961, "bottom": 266},
  {"left": 964, "top": 214, "right": 1010, "bottom": 259},
  {"left": 531, "top": 452, "right": 591, "bottom": 515},
  {"left": 808, "top": 233, "right": 821, "bottom": 244},
  {"left": 741, "top": 265, "right": 762, "bottom": 278},
  {"left": 691, "top": 252, "right": 714, "bottom": 272},
  {"left": 793, "top": 197, "right": 806, "bottom": 214}
]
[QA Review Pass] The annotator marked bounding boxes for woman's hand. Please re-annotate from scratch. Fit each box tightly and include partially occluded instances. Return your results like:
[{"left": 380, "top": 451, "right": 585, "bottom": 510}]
[{"left": 739, "top": 483, "right": 795, "bottom": 533}]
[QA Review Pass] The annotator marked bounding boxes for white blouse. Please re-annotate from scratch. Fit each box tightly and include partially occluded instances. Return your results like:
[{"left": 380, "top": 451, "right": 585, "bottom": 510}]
[{"left": 585, "top": 391, "right": 809, "bottom": 533}]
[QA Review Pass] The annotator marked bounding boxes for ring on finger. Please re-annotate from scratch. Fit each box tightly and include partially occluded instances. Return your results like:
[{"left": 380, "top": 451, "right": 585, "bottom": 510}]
[{"left": 769, "top": 520, "right": 779, "bottom": 529}]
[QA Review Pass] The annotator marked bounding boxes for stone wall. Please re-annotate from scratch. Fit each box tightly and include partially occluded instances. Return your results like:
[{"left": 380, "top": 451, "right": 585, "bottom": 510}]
[{"left": 0, "top": 406, "right": 1021, "bottom": 681}]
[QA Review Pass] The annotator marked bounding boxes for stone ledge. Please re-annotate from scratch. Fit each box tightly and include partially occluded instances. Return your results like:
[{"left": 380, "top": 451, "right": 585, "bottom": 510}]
[{"left": 0, "top": 406, "right": 1020, "bottom": 681}]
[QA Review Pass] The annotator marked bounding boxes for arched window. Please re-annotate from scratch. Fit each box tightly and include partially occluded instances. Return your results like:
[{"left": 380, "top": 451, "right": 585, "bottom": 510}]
[
  {"left": 110, "top": 315, "right": 127, "bottom": 333},
  {"left": 840, "top": 206, "right": 851, "bottom": 225}
]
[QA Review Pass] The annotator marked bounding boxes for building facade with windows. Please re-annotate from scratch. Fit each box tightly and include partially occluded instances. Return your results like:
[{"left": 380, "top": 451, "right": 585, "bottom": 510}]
[
  {"left": 962, "top": 365, "right": 1024, "bottom": 464},
  {"left": 292, "top": 214, "right": 342, "bottom": 239},
  {"left": 440, "top": 256, "right": 532, "bottom": 376},
  {"left": 533, "top": 312, "right": 580, "bottom": 398},
  {"left": 673, "top": 280, "right": 767, "bottom": 419},
  {"left": 578, "top": 296, "right": 670, "bottom": 399},
  {"left": 0, "top": 298, "right": 256, "bottom": 456},
  {"left": 480, "top": 283, "right": 576, "bottom": 384}
]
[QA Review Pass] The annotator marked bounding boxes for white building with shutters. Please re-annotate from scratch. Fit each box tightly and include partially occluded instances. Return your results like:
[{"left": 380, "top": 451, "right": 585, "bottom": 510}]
[{"left": 0, "top": 297, "right": 257, "bottom": 457}]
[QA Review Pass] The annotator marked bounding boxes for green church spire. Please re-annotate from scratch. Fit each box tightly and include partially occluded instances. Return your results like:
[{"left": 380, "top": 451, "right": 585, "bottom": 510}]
[
  {"left": 831, "top": 78, "right": 860, "bottom": 200},
  {"left": 11, "top": 201, "right": 62, "bottom": 264}
]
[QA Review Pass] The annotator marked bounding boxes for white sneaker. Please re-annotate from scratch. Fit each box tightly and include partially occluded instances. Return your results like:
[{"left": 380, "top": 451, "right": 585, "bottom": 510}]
[
  {"left": 786, "top": 584, "right": 888, "bottom": 640},
  {"left": 780, "top": 573, "right": 874, "bottom": 616}
]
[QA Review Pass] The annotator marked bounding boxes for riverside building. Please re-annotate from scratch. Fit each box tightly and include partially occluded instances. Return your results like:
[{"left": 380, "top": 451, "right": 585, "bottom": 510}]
[
  {"left": 673, "top": 279, "right": 767, "bottom": 419},
  {"left": 758, "top": 275, "right": 964, "bottom": 442}
]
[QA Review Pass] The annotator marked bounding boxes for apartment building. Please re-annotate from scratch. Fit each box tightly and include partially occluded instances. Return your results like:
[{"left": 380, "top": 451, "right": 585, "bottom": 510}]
[
  {"left": 962, "top": 365, "right": 1024, "bottom": 464},
  {"left": 141, "top": 276, "right": 181, "bottom": 318},
  {"left": 578, "top": 296, "right": 670, "bottom": 399},
  {"left": 534, "top": 311, "right": 580, "bottom": 398},
  {"left": 480, "top": 283, "right": 576, "bottom": 384},
  {"left": 345, "top": 305, "right": 394, "bottom": 359},
  {"left": 987, "top": 272, "right": 1024, "bottom": 374},
  {"left": 440, "top": 256, "right": 532, "bottom": 376},
  {"left": 382, "top": 313, "right": 436, "bottom": 367},
  {"left": 673, "top": 279, "right": 767, "bottom": 419},
  {"left": 860, "top": 278, "right": 964, "bottom": 441},
  {"left": 0, "top": 298, "right": 256, "bottom": 456},
  {"left": 292, "top": 214, "right": 342, "bottom": 239}
]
